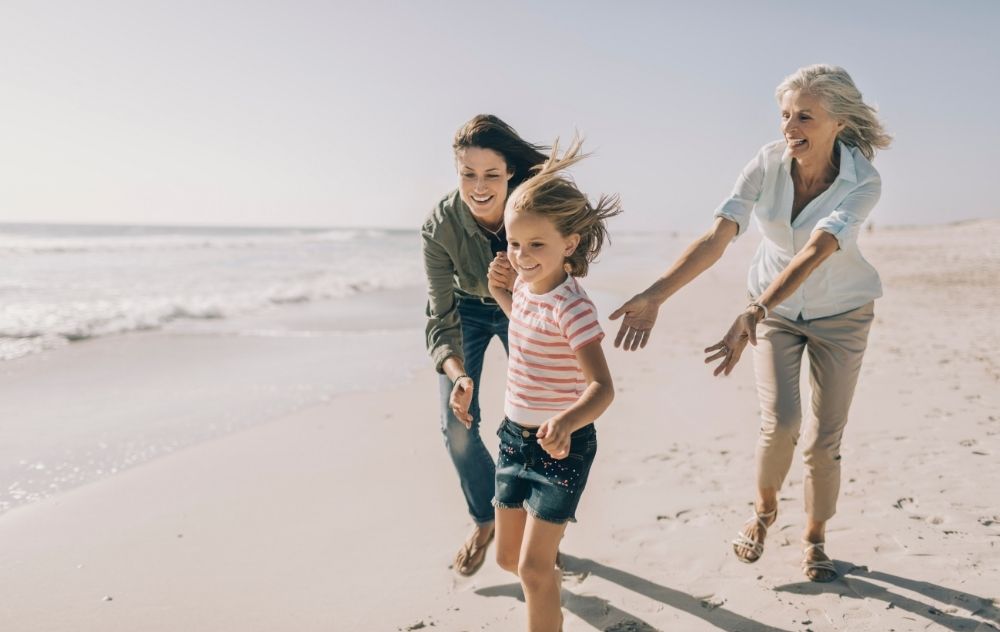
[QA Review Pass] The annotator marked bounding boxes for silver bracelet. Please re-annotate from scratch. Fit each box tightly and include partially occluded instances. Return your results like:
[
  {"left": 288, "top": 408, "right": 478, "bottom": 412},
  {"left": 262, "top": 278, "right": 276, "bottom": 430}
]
[
  {"left": 747, "top": 301, "right": 769, "bottom": 320},
  {"left": 453, "top": 374, "right": 471, "bottom": 386}
]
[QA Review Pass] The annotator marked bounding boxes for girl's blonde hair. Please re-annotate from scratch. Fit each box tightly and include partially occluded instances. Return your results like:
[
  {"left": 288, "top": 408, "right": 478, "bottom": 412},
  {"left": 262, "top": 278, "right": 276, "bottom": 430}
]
[
  {"left": 506, "top": 136, "right": 622, "bottom": 277},
  {"left": 776, "top": 64, "right": 892, "bottom": 161}
]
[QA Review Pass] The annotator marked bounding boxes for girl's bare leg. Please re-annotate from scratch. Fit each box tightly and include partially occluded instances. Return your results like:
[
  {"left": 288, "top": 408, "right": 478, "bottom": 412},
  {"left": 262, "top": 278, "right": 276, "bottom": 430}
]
[
  {"left": 519, "top": 514, "right": 567, "bottom": 632},
  {"left": 495, "top": 507, "right": 528, "bottom": 574}
]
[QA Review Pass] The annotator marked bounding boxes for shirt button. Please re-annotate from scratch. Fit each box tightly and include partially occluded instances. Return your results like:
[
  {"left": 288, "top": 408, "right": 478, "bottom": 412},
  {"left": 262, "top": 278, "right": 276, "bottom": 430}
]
[{"left": 522, "top": 430, "right": 531, "bottom": 438}]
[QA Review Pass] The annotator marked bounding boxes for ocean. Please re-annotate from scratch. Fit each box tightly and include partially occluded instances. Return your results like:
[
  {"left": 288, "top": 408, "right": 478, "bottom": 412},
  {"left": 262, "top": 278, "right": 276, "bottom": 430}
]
[{"left": 0, "top": 223, "right": 424, "bottom": 361}]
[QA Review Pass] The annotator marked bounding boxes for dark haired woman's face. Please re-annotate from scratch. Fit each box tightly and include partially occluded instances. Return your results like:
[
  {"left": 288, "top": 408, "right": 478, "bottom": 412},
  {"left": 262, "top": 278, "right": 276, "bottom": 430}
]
[{"left": 455, "top": 147, "right": 513, "bottom": 225}]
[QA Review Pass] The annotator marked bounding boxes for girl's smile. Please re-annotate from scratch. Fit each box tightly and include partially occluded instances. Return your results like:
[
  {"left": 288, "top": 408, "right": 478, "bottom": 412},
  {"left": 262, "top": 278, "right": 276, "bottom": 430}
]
[{"left": 505, "top": 210, "right": 580, "bottom": 294}]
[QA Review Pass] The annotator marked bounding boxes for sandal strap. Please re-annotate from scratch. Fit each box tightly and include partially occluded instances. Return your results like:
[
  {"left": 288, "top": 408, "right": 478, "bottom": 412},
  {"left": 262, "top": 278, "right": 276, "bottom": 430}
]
[
  {"left": 752, "top": 508, "right": 777, "bottom": 529},
  {"left": 741, "top": 508, "right": 777, "bottom": 532},
  {"left": 803, "top": 559, "right": 837, "bottom": 571},
  {"left": 801, "top": 540, "right": 837, "bottom": 575},
  {"left": 732, "top": 531, "right": 764, "bottom": 557}
]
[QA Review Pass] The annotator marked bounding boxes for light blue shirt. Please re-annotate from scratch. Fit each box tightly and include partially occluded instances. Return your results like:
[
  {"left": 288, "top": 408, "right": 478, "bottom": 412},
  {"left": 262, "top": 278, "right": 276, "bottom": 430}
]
[{"left": 714, "top": 140, "right": 883, "bottom": 320}]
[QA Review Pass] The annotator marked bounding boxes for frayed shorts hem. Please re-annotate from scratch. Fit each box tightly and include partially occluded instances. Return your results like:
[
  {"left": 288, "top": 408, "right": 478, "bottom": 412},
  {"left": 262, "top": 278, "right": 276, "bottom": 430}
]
[{"left": 491, "top": 498, "right": 575, "bottom": 524}]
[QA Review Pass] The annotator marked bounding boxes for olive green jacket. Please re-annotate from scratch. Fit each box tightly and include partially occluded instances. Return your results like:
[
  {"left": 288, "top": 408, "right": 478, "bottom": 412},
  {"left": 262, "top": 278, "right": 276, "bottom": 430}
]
[{"left": 421, "top": 189, "right": 497, "bottom": 373}]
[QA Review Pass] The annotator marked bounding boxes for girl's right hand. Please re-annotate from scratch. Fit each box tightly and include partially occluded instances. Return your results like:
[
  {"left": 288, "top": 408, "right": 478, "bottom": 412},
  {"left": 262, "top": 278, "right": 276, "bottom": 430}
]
[
  {"left": 449, "top": 376, "right": 475, "bottom": 428},
  {"left": 608, "top": 292, "right": 660, "bottom": 351},
  {"left": 536, "top": 417, "right": 571, "bottom": 460},
  {"left": 487, "top": 252, "right": 516, "bottom": 294}
]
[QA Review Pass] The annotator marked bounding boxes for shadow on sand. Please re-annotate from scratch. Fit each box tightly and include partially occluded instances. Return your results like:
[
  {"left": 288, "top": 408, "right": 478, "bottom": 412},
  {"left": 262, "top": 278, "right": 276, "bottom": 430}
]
[
  {"left": 774, "top": 561, "right": 999, "bottom": 631},
  {"left": 476, "top": 553, "right": 794, "bottom": 631}
]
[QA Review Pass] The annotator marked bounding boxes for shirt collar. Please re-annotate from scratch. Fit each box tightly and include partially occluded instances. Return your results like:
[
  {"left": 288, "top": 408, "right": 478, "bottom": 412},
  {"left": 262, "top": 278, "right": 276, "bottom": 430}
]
[
  {"left": 781, "top": 140, "right": 857, "bottom": 183},
  {"left": 836, "top": 142, "right": 858, "bottom": 183},
  {"left": 454, "top": 192, "right": 484, "bottom": 238}
]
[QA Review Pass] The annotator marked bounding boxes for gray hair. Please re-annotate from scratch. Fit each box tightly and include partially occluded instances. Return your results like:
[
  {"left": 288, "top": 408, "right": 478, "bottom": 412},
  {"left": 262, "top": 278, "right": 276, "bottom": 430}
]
[{"left": 775, "top": 64, "right": 892, "bottom": 161}]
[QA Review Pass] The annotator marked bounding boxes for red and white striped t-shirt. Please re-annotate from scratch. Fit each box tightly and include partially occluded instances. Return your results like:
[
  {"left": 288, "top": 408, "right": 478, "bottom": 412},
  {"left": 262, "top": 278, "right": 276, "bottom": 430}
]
[{"left": 504, "top": 274, "right": 604, "bottom": 426}]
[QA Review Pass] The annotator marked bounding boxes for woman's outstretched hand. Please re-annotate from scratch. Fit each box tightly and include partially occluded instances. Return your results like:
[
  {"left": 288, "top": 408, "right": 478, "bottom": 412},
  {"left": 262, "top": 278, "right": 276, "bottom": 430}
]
[
  {"left": 609, "top": 292, "right": 660, "bottom": 351},
  {"left": 449, "top": 377, "right": 475, "bottom": 428},
  {"left": 705, "top": 310, "right": 760, "bottom": 376}
]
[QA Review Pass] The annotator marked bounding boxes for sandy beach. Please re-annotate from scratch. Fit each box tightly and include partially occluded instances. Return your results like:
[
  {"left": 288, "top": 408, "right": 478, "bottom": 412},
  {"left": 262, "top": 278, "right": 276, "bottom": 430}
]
[{"left": 1, "top": 221, "right": 998, "bottom": 632}]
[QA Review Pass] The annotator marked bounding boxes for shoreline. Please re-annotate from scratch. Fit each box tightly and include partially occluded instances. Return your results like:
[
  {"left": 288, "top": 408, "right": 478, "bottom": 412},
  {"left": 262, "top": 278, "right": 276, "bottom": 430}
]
[{"left": 0, "top": 285, "right": 429, "bottom": 516}]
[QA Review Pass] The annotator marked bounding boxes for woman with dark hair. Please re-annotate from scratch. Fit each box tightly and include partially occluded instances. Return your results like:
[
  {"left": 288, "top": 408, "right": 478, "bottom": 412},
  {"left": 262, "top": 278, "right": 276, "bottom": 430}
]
[{"left": 422, "top": 114, "right": 548, "bottom": 576}]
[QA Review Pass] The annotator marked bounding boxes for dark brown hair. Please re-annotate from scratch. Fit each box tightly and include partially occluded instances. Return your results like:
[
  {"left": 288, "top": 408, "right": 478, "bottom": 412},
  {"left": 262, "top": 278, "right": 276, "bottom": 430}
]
[{"left": 453, "top": 114, "right": 549, "bottom": 189}]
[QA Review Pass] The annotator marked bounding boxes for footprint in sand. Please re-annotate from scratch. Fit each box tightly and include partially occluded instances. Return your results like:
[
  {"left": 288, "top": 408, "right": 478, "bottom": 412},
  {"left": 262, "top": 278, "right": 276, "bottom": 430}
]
[
  {"left": 978, "top": 515, "right": 1000, "bottom": 527},
  {"left": 695, "top": 594, "right": 725, "bottom": 611},
  {"left": 642, "top": 453, "right": 672, "bottom": 463},
  {"left": 804, "top": 607, "right": 837, "bottom": 632},
  {"left": 655, "top": 508, "right": 693, "bottom": 522},
  {"left": 561, "top": 568, "right": 590, "bottom": 586},
  {"left": 893, "top": 496, "right": 918, "bottom": 511},
  {"left": 873, "top": 531, "right": 908, "bottom": 554}
]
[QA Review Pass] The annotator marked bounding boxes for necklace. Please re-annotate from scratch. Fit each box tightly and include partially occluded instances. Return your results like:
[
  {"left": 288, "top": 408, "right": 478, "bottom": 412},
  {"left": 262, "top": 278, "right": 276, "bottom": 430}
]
[{"left": 476, "top": 219, "right": 505, "bottom": 238}]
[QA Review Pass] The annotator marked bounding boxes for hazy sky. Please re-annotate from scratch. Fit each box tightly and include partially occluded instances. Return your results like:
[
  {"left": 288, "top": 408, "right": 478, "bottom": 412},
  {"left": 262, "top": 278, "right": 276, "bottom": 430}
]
[{"left": 2, "top": 1, "right": 998, "bottom": 232}]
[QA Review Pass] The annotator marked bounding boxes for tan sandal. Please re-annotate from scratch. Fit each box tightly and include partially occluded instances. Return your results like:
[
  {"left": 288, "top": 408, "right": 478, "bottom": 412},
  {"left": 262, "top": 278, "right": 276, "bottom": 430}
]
[
  {"left": 802, "top": 540, "right": 838, "bottom": 582},
  {"left": 732, "top": 507, "right": 777, "bottom": 563},
  {"left": 454, "top": 527, "right": 495, "bottom": 576}
]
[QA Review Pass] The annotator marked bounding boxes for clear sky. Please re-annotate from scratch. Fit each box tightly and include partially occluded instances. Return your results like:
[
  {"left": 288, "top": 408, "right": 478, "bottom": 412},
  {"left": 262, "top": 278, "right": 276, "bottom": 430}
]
[{"left": 2, "top": 0, "right": 998, "bottom": 232}]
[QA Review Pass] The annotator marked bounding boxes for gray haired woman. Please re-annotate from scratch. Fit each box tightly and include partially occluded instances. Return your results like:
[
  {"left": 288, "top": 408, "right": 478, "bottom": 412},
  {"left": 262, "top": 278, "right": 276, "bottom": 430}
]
[{"left": 609, "top": 65, "right": 891, "bottom": 582}]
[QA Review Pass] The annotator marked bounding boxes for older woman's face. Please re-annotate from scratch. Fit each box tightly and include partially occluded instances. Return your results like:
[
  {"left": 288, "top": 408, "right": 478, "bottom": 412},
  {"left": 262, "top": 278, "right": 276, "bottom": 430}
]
[
  {"left": 780, "top": 90, "right": 845, "bottom": 162},
  {"left": 455, "top": 147, "right": 513, "bottom": 224}
]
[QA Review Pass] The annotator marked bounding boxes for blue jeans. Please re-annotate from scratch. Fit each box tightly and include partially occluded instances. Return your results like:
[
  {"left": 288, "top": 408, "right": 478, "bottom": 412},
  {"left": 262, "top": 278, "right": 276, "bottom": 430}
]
[{"left": 438, "top": 297, "right": 509, "bottom": 525}]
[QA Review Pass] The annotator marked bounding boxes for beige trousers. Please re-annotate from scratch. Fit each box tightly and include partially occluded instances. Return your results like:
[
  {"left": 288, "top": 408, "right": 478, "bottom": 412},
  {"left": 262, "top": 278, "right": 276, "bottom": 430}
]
[{"left": 752, "top": 301, "right": 875, "bottom": 523}]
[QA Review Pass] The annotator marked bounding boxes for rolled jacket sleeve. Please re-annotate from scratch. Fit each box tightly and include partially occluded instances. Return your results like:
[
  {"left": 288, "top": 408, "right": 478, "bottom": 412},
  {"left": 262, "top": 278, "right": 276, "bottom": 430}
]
[
  {"left": 813, "top": 175, "right": 881, "bottom": 250},
  {"left": 422, "top": 226, "right": 463, "bottom": 373},
  {"left": 714, "top": 147, "right": 766, "bottom": 240}
]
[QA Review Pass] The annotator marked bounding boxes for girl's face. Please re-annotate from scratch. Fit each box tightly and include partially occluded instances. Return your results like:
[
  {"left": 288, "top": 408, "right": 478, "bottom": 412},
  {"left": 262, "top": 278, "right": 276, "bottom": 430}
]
[
  {"left": 455, "top": 147, "right": 513, "bottom": 224},
  {"left": 506, "top": 210, "right": 580, "bottom": 294},
  {"left": 780, "top": 90, "right": 845, "bottom": 163}
]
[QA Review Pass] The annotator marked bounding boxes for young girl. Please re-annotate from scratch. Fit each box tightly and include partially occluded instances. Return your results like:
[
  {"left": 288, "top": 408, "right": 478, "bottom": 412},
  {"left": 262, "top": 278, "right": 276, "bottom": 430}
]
[{"left": 486, "top": 137, "right": 620, "bottom": 631}]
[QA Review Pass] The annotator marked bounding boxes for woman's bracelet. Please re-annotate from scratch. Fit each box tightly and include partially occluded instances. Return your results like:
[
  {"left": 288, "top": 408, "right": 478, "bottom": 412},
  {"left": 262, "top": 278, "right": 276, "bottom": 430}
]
[
  {"left": 453, "top": 374, "right": 471, "bottom": 386},
  {"left": 747, "top": 301, "right": 769, "bottom": 320}
]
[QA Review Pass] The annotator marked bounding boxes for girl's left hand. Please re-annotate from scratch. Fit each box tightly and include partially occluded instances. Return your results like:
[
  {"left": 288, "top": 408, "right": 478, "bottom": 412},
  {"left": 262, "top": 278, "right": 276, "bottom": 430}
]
[
  {"left": 487, "top": 252, "right": 516, "bottom": 291},
  {"left": 704, "top": 310, "right": 760, "bottom": 376},
  {"left": 537, "top": 417, "right": 571, "bottom": 459}
]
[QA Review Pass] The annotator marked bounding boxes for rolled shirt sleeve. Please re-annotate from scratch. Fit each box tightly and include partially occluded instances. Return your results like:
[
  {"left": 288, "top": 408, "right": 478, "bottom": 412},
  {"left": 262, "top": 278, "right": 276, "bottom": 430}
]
[
  {"left": 713, "top": 147, "right": 766, "bottom": 240},
  {"left": 422, "top": 227, "right": 463, "bottom": 373},
  {"left": 813, "top": 175, "right": 881, "bottom": 250}
]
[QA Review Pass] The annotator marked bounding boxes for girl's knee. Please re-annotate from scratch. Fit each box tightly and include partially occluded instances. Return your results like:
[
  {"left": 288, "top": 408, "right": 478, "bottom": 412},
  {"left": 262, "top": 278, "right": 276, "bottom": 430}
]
[
  {"left": 517, "top": 558, "right": 557, "bottom": 592},
  {"left": 496, "top": 547, "right": 519, "bottom": 575}
]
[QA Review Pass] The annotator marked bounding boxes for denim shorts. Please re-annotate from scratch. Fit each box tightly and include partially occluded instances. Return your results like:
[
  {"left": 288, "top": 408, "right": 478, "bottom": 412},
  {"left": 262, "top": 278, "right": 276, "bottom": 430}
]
[{"left": 493, "top": 417, "right": 598, "bottom": 524}]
